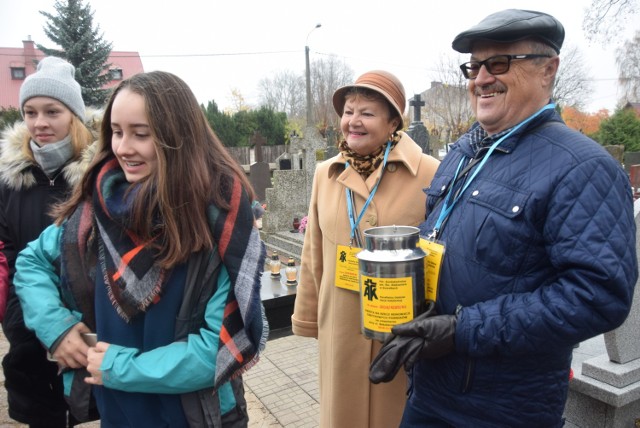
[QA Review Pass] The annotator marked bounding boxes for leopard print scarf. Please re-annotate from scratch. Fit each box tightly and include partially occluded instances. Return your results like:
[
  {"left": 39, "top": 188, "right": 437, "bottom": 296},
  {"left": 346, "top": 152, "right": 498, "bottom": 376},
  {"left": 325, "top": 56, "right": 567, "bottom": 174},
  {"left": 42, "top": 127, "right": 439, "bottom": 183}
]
[{"left": 339, "top": 133, "right": 400, "bottom": 179}]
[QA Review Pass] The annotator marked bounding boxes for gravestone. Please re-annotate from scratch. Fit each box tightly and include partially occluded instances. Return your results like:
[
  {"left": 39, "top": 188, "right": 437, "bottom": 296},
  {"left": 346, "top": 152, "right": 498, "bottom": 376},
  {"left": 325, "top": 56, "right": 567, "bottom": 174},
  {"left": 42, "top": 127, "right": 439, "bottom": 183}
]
[
  {"left": 325, "top": 126, "right": 339, "bottom": 159},
  {"left": 249, "top": 132, "right": 271, "bottom": 202},
  {"left": 563, "top": 198, "right": 640, "bottom": 427},
  {"left": 278, "top": 153, "right": 292, "bottom": 170},
  {"left": 262, "top": 125, "right": 325, "bottom": 233},
  {"left": 301, "top": 125, "right": 326, "bottom": 206},
  {"left": 604, "top": 145, "right": 624, "bottom": 165},
  {"left": 290, "top": 133, "right": 304, "bottom": 170},
  {"left": 625, "top": 152, "right": 640, "bottom": 174},
  {"left": 406, "top": 94, "right": 431, "bottom": 155}
]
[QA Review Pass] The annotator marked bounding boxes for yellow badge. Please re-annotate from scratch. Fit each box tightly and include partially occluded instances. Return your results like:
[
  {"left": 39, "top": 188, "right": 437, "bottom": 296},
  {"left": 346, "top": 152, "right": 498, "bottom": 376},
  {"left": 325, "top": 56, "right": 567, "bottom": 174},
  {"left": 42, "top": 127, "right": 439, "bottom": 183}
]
[
  {"left": 419, "top": 238, "right": 445, "bottom": 302},
  {"left": 335, "top": 244, "right": 361, "bottom": 292}
]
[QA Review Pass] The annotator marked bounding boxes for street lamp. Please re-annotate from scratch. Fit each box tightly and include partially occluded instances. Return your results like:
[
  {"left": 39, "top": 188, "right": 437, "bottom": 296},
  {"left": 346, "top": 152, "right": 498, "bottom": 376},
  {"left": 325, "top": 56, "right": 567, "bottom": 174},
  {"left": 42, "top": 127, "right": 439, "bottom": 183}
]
[{"left": 305, "top": 23, "right": 321, "bottom": 126}]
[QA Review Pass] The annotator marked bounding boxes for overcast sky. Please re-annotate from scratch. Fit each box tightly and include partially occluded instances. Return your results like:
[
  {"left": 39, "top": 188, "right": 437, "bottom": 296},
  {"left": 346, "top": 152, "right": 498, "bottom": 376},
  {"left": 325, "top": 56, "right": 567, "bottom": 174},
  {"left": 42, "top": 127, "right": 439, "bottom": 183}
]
[{"left": 0, "top": 0, "right": 636, "bottom": 113}]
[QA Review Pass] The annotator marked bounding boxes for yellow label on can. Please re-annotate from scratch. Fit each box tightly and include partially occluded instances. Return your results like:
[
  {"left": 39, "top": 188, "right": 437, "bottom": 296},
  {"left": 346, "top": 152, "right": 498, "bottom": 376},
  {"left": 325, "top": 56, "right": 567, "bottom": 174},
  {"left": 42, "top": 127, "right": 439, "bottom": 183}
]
[{"left": 361, "top": 275, "right": 414, "bottom": 333}]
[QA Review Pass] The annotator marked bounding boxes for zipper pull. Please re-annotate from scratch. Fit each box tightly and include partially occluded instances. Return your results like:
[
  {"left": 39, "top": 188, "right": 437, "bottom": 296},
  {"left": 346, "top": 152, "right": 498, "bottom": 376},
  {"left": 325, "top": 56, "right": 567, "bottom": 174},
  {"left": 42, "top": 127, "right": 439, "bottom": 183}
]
[{"left": 49, "top": 178, "right": 55, "bottom": 186}]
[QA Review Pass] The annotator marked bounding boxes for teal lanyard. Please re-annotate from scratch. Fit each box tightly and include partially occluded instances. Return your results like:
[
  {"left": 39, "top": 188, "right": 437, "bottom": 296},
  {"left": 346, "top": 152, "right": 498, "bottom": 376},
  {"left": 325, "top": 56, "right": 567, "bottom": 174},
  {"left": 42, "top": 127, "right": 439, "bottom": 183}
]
[
  {"left": 430, "top": 104, "right": 555, "bottom": 240},
  {"left": 346, "top": 141, "right": 392, "bottom": 245}
]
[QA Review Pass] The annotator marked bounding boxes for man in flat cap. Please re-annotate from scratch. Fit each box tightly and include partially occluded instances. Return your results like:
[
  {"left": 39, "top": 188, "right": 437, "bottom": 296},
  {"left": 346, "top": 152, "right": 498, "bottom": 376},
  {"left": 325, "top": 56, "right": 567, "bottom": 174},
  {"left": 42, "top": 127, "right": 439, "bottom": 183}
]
[{"left": 370, "top": 9, "right": 638, "bottom": 427}]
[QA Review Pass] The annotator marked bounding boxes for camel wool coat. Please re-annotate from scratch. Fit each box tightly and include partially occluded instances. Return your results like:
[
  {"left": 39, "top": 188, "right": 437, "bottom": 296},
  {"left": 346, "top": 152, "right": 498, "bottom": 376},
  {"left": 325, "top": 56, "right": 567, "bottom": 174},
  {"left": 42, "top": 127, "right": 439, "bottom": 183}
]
[{"left": 292, "top": 132, "right": 440, "bottom": 428}]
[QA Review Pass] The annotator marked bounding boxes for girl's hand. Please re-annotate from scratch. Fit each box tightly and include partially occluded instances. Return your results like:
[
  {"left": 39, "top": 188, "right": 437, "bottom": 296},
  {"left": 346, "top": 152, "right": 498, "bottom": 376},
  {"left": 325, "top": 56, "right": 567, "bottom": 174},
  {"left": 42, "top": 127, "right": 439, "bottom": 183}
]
[
  {"left": 85, "top": 341, "right": 110, "bottom": 385},
  {"left": 52, "top": 322, "right": 91, "bottom": 370}
]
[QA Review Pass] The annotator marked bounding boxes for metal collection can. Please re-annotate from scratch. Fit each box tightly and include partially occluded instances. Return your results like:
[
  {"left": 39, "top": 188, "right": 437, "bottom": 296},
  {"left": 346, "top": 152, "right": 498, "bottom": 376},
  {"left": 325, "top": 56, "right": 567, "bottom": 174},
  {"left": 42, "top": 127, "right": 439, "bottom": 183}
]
[{"left": 356, "top": 225, "right": 426, "bottom": 342}]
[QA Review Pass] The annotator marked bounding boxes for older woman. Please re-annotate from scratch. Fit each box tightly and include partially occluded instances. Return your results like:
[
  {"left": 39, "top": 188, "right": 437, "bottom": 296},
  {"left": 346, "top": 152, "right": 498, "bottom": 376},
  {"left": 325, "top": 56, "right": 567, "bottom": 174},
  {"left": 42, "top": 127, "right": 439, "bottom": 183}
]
[{"left": 292, "top": 70, "right": 440, "bottom": 428}]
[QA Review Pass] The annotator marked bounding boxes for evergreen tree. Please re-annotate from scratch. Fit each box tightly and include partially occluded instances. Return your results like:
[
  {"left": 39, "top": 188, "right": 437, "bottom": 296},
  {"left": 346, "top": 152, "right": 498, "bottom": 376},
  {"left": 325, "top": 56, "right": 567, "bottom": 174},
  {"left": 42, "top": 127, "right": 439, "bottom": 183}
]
[
  {"left": 38, "top": 0, "right": 113, "bottom": 107},
  {"left": 202, "top": 100, "right": 290, "bottom": 147},
  {"left": 593, "top": 108, "right": 640, "bottom": 152},
  {"left": 202, "top": 101, "right": 236, "bottom": 147},
  {"left": 254, "top": 106, "right": 287, "bottom": 146},
  {"left": 0, "top": 107, "right": 22, "bottom": 132}
]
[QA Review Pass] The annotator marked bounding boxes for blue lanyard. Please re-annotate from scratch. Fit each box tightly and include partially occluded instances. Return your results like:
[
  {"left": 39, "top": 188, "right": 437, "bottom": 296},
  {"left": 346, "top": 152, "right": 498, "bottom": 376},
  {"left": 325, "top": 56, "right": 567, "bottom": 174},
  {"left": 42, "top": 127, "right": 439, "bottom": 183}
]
[
  {"left": 430, "top": 103, "right": 555, "bottom": 239},
  {"left": 346, "top": 141, "right": 392, "bottom": 244}
]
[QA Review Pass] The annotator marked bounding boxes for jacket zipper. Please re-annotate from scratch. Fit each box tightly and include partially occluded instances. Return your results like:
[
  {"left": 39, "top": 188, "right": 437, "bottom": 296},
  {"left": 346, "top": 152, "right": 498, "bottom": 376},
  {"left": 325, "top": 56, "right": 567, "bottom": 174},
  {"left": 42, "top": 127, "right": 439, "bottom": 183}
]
[
  {"left": 39, "top": 166, "right": 63, "bottom": 187},
  {"left": 455, "top": 304, "right": 474, "bottom": 393}
]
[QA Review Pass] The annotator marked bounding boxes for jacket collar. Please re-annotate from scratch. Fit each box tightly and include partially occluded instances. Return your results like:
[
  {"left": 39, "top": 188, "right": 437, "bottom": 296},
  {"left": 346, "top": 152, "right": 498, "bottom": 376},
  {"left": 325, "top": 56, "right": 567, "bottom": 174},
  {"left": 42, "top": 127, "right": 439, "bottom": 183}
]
[{"left": 456, "top": 107, "right": 561, "bottom": 158}]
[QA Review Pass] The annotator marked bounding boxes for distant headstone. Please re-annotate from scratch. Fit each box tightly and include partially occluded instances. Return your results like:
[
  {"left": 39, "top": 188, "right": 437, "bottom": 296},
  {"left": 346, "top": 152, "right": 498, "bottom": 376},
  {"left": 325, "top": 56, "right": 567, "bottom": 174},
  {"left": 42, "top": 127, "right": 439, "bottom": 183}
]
[
  {"left": 406, "top": 94, "right": 431, "bottom": 155},
  {"left": 625, "top": 152, "right": 640, "bottom": 173},
  {"left": 262, "top": 126, "right": 325, "bottom": 233},
  {"left": 325, "top": 146, "right": 339, "bottom": 159},
  {"left": 278, "top": 154, "right": 292, "bottom": 170},
  {"left": 251, "top": 132, "right": 266, "bottom": 163},
  {"left": 604, "top": 145, "right": 624, "bottom": 165},
  {"left": 324, "top": 126, "right": 339, "bottom": 159},
  {"left": 291, "top": 151, "right": 302, "bottom": 170},
  {"left": 250, "top": 162, "right": 270, "bottom": 201},
  {"left": 410, "top": 93, "right": 425, "bottom": 123},
  {"left": 325, "top": 127, "right": 337, "bottom": 146},
  {"left": 249, "top": 132, "right": 270, "bottom": 201}
]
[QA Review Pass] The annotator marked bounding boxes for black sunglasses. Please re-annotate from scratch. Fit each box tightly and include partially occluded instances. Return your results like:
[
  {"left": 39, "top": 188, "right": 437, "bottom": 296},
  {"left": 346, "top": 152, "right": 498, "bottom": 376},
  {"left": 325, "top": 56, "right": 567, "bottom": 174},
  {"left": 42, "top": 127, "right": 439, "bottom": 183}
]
[{"left": 459, "top": 54, "right": 552, "bottom": 79}]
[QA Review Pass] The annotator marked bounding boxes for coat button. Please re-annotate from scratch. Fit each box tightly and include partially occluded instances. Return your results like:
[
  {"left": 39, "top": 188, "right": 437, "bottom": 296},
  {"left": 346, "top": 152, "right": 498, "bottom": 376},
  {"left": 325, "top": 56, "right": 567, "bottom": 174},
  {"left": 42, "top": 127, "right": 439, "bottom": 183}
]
[
  {"left": 472, "top": 190, "right": 479, "bottom": 196},
  {"left": 441, "top": 185, "right": 447, "bottom": 191},
  {"left": 512, "top": 206, "right": 520, "bottom": 213},
  {"left": 368, "top": 215, "right": 377, "bottom": 226},
  {"left": 387, "top": 163, "right": 397, "bottom": 172}
]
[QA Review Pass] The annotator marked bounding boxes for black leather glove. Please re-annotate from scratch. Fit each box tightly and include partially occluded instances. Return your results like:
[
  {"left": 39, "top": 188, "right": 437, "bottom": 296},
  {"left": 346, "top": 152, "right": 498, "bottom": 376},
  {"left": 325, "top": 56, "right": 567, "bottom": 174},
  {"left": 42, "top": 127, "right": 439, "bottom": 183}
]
[{"left": 369, "top": 302, "right": 457, "bottom": 384}]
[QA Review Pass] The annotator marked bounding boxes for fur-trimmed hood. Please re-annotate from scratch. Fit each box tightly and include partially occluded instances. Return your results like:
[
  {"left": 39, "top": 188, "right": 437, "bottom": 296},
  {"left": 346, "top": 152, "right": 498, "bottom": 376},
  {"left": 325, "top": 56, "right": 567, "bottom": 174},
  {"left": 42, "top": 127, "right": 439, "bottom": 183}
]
[{"left": 0, "top": 107, "right": 102, "bottom": 191}]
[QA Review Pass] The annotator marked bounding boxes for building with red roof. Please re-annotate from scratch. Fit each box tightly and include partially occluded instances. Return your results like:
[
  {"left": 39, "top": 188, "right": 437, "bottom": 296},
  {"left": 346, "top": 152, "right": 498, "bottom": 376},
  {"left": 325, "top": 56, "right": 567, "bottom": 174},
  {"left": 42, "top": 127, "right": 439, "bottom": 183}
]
[{"left": 0, "top": 37, "right": 144, "bottom": 109}]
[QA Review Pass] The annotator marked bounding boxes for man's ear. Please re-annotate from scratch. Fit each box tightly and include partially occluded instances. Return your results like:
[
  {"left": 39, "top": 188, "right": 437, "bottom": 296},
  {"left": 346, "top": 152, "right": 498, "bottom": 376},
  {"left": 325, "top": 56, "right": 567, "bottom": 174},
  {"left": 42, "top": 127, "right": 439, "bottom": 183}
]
[{"left": 543, "top": 56, "right": 560, "bottom": 86}]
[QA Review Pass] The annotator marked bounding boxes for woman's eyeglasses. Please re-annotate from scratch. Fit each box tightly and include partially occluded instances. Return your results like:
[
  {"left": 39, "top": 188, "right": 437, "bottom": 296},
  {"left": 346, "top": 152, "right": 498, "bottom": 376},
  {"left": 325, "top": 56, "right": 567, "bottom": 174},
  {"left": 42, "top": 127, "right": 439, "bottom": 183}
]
[{"left": 459, "top": 54, "right": 552, "bottom": 79}]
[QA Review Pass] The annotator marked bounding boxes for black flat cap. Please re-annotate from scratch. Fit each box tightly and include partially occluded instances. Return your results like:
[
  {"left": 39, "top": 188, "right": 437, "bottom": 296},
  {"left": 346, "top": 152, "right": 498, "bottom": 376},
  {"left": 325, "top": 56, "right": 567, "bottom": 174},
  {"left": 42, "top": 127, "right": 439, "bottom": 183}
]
[{"left": 452, "top": 9, "right": 565, "bottom": 54}]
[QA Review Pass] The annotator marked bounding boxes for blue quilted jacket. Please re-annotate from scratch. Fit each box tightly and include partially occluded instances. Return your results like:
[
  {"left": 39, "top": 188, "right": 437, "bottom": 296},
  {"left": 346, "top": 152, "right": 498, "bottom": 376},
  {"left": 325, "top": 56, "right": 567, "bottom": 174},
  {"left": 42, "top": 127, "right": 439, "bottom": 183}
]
[{"left": 415, "top": 108, "right": 638, "bottom": 427}]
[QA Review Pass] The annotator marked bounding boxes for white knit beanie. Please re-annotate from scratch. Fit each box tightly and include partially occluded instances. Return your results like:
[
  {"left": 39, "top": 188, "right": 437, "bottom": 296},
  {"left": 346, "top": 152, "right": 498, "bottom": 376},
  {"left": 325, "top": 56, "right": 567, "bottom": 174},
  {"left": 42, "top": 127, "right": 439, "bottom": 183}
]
[{"left": 19, "top": 57, "right": 86, "bottom": 121}]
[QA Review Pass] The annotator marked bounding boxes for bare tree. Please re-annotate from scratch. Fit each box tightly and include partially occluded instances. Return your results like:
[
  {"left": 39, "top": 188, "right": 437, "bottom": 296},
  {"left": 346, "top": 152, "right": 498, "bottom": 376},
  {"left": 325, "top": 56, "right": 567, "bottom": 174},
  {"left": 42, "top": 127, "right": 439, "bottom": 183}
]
[
  {"left": 554, "top": 43, "right": 593, "bottom": 109},
  {"left": 310, "top": 55, "right": 354, "bottom": 132},
  {"left": 421, "top": 54, "right": 474, "bottom": 150},
  {"left": 258, "top": 70, "right": 305, "bottom": 119},
  {"left": 225, "top": 88, "right": 250, "bottom": 114},
  {"left": 616, "top": 30, "right": 640, "bottom": 103},
  {"left": 255, "top": 56, "right": 352, "bottom": 133},
  {"left": 583, "top": 0, "right": 638, "bottom": 46}
]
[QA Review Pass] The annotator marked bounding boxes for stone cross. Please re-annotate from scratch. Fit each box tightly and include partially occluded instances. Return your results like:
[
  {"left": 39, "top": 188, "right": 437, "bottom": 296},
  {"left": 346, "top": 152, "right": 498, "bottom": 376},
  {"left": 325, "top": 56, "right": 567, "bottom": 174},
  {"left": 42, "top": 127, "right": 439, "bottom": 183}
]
[
  {"left": 406, "top": 93, "right": 430, "bottom": 155},
  {"left": 409, "top": 93, "right": 425, "bottom": 123},
  {"left": 249, "top": 131, "right": 270, "bottom": 202},
  {"left": 250, "top": 131, "right": 266, "bottom": 164}
]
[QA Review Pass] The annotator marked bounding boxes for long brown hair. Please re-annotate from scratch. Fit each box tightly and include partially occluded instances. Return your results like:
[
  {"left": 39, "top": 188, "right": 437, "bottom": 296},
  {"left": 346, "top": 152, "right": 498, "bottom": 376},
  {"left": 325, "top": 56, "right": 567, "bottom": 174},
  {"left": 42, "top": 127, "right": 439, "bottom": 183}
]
[{"left": 55, "top": 71, "right": 255, "bottom": 268}]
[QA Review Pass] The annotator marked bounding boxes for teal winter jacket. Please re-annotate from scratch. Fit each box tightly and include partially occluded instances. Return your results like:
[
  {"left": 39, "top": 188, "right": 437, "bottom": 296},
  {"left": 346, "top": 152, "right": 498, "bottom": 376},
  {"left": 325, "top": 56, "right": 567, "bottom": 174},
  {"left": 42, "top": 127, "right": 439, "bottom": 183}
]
[{"left": 14, "top": 223, "right": 247, "bottom": 427}]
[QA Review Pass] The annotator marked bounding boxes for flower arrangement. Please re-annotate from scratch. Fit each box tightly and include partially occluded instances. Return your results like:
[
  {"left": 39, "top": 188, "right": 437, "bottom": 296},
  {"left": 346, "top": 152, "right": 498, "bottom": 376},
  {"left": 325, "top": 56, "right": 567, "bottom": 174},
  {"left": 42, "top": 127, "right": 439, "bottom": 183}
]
[{"left": 298, "top": 215, "right": 308, "bottom": 234}]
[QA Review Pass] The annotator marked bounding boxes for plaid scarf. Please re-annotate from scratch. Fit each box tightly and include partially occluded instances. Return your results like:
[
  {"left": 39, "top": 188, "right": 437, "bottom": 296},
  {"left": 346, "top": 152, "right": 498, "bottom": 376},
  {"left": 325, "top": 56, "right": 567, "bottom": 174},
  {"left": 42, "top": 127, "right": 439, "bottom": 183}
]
[
  {"left": 91, "top": 158, "right": 166, "bottom": 322},
  {"left": 469, "top": 125, "right": 513, "bottom": 155},
  {"left": 60, "top": 157, "right": 267, "bottom": 389}
]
